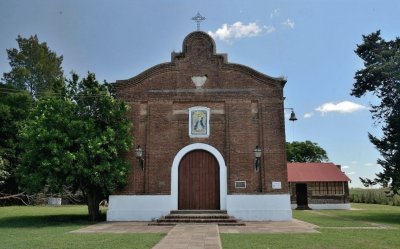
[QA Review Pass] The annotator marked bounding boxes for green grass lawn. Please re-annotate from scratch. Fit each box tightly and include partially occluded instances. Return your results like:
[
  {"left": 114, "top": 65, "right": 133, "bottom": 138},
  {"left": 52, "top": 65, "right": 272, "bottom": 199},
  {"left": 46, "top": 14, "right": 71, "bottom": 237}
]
[
  {"left": 1, "top": 203, "right": 400, "bottom": 249},
  {"left": 221, "top": 203, "right": 400, "bottom": 249},
  {"left": 0, "top": 205, "right": 164, "bottom": 249}
]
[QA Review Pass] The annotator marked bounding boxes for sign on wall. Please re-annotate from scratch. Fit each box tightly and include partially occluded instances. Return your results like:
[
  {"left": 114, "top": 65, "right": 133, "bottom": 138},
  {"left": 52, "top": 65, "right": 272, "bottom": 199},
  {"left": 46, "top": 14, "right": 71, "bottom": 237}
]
[
  {"left": 188, "top": 106, "right": 210, "bottom": 138},
  {"left": 272, "top": 181, "right": 282, "bottom": 189}
]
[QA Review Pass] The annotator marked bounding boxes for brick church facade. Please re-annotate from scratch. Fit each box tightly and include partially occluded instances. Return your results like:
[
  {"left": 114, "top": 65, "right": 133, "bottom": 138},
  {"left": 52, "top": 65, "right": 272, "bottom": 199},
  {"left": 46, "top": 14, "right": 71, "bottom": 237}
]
[{"left": 107, "top": 31, "right": 292, "bottom": 221}]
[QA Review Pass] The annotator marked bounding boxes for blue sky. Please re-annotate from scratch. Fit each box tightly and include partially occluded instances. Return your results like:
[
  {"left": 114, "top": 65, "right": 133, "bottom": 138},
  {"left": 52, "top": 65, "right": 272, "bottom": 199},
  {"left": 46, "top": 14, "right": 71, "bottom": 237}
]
[{"left": 1, "top": 0, "right": 399, "bottom": 187}]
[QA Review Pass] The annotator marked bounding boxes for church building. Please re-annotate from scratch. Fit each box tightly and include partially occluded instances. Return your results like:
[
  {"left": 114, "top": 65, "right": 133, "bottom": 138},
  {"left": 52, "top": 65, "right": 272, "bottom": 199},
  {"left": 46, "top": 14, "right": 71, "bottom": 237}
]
[{"left": 107, "top": 30, "right": 293, "bottom": 221}]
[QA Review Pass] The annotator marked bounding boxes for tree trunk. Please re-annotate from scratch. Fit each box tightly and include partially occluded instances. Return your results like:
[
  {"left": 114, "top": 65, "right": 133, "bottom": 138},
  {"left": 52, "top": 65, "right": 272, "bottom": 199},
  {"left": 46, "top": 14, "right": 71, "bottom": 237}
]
[{"left": 86, "top": 189, "right": 101, "bottom": 221}]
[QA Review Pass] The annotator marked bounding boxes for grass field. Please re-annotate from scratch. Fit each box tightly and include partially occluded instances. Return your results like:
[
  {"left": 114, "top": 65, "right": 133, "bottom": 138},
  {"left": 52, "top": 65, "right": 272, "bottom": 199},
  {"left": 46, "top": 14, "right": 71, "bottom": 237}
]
[
  {"left": 0, "top": 205, "right": 164, "bottom": 249},
  {"left": 221, "top": 203, "right": 400, "bottom": 249},
  {"left": 1, "top": 203, "right": 399, "bottom": 249}
]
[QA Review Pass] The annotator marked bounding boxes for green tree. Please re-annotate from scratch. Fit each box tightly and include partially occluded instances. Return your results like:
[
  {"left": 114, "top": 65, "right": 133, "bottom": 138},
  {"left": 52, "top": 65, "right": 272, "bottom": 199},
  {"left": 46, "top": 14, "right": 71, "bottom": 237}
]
[
  {"left": 17, "top": 72, "right": 132, "bottom": 220},
  {"left": 0, "top": 84, "right": 32, "bottom": 194},
  {"left": 0, "top": 157, "right": 10, "bottom": 186},
  {"left": 286, "top": 140, "right": 329, "bottom": 163},
  {"left": 351, "top": 30, "right": 400, "bottom": 194},
  {"left": 2, "top": 35, "right": 64, "bottom": 98}
]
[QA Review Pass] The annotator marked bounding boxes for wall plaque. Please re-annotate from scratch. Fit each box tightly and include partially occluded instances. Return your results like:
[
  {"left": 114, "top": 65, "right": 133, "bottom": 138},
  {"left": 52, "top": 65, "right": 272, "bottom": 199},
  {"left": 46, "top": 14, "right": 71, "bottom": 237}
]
[
  {"left": 188, "top": 106, "right": 210, "bottom": 138},
  {"left": 234, "top": 181, "right": 247, "bottom": 189},
  {"left": 272, "top": 181, "right": 282, "bottom": 189}
]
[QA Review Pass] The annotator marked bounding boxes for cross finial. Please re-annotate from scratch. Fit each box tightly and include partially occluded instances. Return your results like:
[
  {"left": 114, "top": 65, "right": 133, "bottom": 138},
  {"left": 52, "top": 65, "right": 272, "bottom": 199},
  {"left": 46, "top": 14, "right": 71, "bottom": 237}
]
[{"left": 191, "top": 12, "right": 206, "bottom": 31}]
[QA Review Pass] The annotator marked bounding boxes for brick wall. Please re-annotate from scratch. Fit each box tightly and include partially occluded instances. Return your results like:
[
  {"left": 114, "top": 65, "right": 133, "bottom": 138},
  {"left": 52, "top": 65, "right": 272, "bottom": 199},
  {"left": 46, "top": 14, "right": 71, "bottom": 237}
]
[{"left": 115, "top": 31, "right": 288, "bottom": 195}]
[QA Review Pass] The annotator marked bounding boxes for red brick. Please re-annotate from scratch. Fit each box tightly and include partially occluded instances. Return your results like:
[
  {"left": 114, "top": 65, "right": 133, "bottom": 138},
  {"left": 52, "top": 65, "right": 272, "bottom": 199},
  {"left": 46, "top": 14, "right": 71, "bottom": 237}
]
[{"left": 115, "top": 31, "right": 289, "bottom": 195}]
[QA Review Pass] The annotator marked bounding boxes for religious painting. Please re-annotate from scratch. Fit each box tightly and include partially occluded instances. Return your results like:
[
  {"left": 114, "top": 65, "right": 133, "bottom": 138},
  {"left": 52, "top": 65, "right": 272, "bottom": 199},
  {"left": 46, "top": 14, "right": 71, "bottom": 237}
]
[{"left": 188, "top": 106, "right": 210, "bottom": 138}]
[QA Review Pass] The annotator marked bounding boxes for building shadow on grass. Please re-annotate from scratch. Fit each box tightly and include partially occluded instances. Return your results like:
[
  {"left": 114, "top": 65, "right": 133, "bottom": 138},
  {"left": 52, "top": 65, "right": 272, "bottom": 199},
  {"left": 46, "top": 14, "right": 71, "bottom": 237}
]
[
  {"left": 0, "top": 213, "right": 106, "bottom": 228},
  {"left": 350, "top": 212, "right": 400, "bottom": 227}
]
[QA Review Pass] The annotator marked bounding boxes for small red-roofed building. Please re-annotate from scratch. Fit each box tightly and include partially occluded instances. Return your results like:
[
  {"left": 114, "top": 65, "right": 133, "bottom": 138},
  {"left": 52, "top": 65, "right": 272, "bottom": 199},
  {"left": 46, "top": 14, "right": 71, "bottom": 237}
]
[{"left": 287, "top": 163, "right": 351, "bottom": 210}]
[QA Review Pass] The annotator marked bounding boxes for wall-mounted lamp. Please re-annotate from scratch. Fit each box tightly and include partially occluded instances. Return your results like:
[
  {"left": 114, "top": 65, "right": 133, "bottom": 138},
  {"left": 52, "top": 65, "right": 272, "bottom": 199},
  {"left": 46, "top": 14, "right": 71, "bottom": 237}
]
[
  {"left": 254, "top": 145, "right": 263, "bottom": 192},
  {"left": 253, "top": 145, "right": 262, "bottom": 171},
  {"left": 135, "top": 145, "right": 145, "bottom": 170}
]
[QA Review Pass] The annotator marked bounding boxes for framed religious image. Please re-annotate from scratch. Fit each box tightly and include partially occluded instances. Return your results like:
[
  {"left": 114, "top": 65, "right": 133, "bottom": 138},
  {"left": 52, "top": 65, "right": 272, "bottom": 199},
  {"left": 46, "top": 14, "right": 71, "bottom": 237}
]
[{"left": 188, "top": 106, "right": 210, "bottom": 138}]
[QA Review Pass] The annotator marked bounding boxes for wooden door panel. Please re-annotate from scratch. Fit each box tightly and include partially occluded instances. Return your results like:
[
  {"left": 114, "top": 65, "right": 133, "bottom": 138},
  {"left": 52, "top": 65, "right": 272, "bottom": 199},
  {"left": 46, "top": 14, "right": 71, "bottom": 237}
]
[{"left": 178, "top": 150, "right": 220, "bottom": 209}]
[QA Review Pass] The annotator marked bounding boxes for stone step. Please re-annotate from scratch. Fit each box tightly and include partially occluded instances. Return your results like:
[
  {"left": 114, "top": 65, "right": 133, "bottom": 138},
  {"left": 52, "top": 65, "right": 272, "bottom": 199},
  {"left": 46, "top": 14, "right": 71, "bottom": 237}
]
[
  {"left": 149, "top": 210, "right": 245, "bottom": 226},
  {"left": 296, "top": 205, "right": 312, "bottom": 210},
  {"left": 218, "top": 222, "right": 246, "bottom": 226},
  {"left": 170, "top": 210, "right": 227, "bottom": 214},
  {"left": 148, "top": 222, "right": 177, "bottom": 226},
  {"left": 164, "top": 214, "right": 231, "bottom": 219},
  {"left": 157, "top": 218, "right": 238, "bottom": 223},
  {"left": 148, "top": 222, "right": 246, "bottom": 226}
]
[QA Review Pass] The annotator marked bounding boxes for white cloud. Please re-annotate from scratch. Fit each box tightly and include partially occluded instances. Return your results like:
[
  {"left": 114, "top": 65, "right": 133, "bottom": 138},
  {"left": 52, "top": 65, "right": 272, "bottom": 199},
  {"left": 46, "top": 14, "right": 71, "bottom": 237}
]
[
  {"left": 270, "top": 9, "right": 280, "bottom": 19},
  {"left": 346, "top": 171, "right": 356, "bottom": 175},
  {"left": 342, "top": 165, "right": 350, "bottom": 169},
  {"left": 282, "top": 18, "right": 295, "bottom": 29},
  {"left": 365, "top": 162, "right": 376, "bottom": 166},
  {"left": 303, "top": 112, "right": 314, "bottom": 119},
  {"left": 264, "top": 25, "right": 276, "bottom": 34},
  {"left": 208, "top": 22, "right": 262, "bottom": 41},
  {"left": 350, "top": 161, "right": 358, "bottom": 165},
  {"left": 315, "top": 101, "right": 367, "bottom": 114}
]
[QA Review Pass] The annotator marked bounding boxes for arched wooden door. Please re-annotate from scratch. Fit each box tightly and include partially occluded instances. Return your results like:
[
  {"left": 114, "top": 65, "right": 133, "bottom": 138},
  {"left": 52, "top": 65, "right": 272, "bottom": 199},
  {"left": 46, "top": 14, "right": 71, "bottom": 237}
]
[{"left": 178, "top": 150, "right": 220, "bottom": 210}]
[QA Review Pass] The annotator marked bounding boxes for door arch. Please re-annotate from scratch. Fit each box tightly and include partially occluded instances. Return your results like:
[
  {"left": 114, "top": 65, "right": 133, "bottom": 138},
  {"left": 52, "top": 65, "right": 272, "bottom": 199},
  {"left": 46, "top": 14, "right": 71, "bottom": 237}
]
[
  {"left": 171, "top": 143, "right": 227, "bottom": 210},
  {"left": 179, "top": 150, "right": 220, "bottom": 210}
]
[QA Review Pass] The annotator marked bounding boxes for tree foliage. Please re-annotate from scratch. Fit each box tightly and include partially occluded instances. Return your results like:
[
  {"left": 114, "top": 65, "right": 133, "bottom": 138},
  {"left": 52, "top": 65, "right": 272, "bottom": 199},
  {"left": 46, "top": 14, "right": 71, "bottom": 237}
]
[
  {"left": 17, "top": 72, "right": 132, "bottom": 220},
  {"left": 0, "top": 157, "right": 10, "bottom": 186},
  {"left": 0, "top": 84, "right": 32, "bottom": 193},
  {"left": 351, "top": 30, "right": 400, "bottom": 194},
  {"left": 286, "top": 140, "right": 329, "bottom": 163},
  {"left": 2, "top": 35, "right": 64, "bottom": 98}
]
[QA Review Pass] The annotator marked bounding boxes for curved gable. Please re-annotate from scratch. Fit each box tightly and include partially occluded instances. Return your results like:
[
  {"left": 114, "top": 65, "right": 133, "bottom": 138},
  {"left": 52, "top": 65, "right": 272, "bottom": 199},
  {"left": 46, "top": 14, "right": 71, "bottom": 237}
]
[
  {"left": 182, "top": 31, "right": 216, "bottom": 56},
  {"left": 115, "top": 31, "right": 286, "bottom": 95}
]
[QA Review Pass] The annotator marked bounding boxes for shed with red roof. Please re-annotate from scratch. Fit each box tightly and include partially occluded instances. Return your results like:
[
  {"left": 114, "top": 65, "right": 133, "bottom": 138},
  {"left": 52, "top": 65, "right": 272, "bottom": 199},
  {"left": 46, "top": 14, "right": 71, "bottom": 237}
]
[{"left": 287, "top": 163, "right": 351, "bottom": 210}]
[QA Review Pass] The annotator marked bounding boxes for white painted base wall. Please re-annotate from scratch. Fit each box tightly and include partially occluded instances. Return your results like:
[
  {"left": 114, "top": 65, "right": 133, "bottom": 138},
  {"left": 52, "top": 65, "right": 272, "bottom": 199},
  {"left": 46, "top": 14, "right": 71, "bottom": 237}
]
[
  {"left": 226, "top": 194, "right": 292, "bottom": 221},
  {"left": 107, "top": 194, "right": 293, "bottom": 221},
  {"left": 107, "top": 195, "right": 173, "bottom": 221},
  {"left": 291, "top": 203, "right": 351, "bottom": 210}
]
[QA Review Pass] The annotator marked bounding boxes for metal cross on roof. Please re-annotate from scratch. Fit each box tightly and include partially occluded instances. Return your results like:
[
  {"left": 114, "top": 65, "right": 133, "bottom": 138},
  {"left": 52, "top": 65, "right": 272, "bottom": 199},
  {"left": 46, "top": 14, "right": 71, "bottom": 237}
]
[{"left": 191, "top": 12, "right": 206, "bottom": 31}]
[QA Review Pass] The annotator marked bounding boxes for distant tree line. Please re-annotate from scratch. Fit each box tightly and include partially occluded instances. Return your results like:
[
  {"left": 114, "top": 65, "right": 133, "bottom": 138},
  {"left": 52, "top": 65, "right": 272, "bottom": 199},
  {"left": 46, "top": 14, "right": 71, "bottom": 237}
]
[{"left": 350, "top": 188, "right": 400, "bottom": 206}]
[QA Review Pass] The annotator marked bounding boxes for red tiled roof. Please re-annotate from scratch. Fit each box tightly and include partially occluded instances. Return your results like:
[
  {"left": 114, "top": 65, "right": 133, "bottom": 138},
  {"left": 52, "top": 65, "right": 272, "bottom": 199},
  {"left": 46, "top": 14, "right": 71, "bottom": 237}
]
[{"left": 287, "top": 162, "right": 351, "bottom": 182}]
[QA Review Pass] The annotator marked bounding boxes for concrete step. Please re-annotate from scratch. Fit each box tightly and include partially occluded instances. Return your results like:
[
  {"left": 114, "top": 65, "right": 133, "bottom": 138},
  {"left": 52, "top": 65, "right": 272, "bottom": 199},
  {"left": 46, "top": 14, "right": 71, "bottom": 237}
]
[
  {"left": 148, "top": 222, "right": 246, "bottom": 226},
  {"left": 170, "top": 210, "right": 227, "bottom": 214},
  {"left": 149, "top": 210, "right": 245, "bottom": 226},
  {"left": 164, "top": 214, "right": 231, "bottom": 219},
  {"left": 218, "top": 222, "right": 246, "bottom": 226},
  {"left": 296, "top": 205, "right": 312, "bottom": 210},
  {"left": 156, "top": 218, "right": 238, "bottom": 223}
]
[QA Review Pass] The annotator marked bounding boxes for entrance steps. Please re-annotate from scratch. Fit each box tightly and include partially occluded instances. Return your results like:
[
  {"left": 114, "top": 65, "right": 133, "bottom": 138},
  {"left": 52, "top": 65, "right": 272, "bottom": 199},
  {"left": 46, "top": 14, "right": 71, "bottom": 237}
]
[
  {"left": 296, "top": 205, "right": 312, "bottom": 210},
  {"left": 149, "top": 210, "right": 245, "bottom": 226}
]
